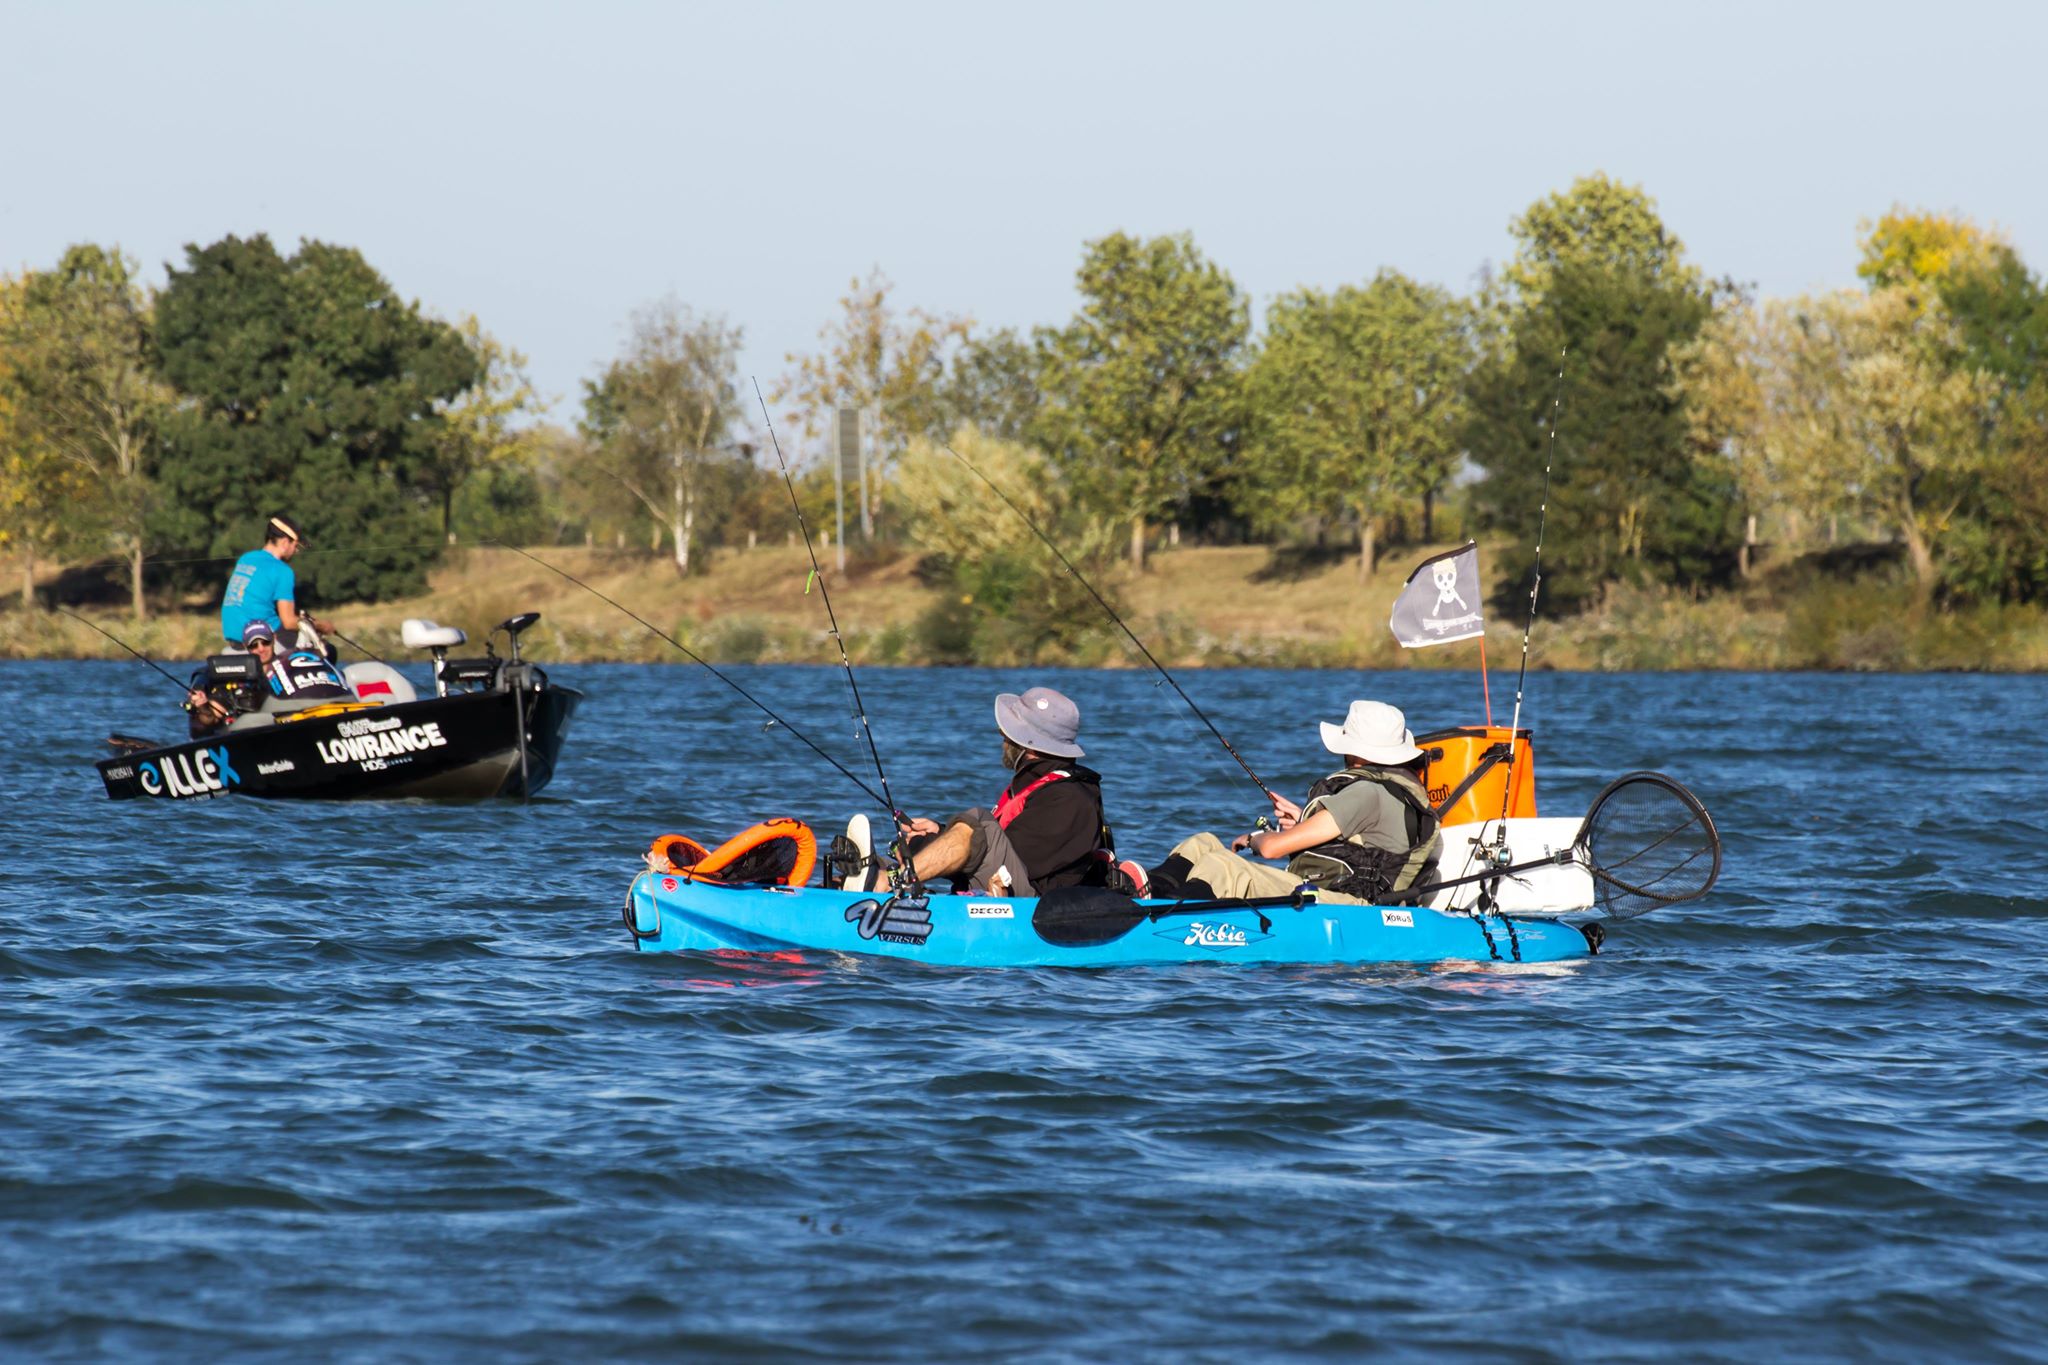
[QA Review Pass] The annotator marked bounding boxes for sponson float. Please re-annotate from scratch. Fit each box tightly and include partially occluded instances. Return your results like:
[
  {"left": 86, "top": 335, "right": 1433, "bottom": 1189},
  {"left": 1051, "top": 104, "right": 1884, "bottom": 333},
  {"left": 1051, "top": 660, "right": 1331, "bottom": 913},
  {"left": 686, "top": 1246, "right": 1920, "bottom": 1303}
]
[{"left": 97, "top": 612, "right": 581, "bottom": 802}]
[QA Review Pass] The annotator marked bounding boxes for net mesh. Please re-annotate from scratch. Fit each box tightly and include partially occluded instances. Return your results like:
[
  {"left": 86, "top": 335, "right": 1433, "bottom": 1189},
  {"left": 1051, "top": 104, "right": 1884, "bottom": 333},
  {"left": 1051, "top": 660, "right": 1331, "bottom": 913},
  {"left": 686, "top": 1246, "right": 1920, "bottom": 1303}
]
[{"left": 1575, "top": 772, "right": 1722, "bottom": 920}]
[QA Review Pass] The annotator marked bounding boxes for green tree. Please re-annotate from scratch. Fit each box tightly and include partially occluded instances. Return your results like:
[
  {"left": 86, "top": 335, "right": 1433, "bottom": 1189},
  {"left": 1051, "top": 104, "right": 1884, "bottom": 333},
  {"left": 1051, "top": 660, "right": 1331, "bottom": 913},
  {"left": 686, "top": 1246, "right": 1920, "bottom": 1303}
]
[
  {"left": 1500, "top": 172, "right": 1702, "bottom": 306},
  {"left": 1471, "top": 259, "right": 1734, "bottom": 608},
  {"left": 891, "top": 425, "right": 1114, "bottom": 661},
  {"left": 1239, "top": 271, "right": 1471, "bottom": 578},
  {"left": 0, "top": 273, "right": 96, "bottom": 607},
  {"left": 775, "top": 268, "right": 967, "bottom": 537},
  {"left": 153, "top": 235, "right": 479, "bottom": 603},
  {"left": 1035, "top": 231, "right": 1248, "bottom": 570},
  {"left": 425, "top": 315, "right": 544, "bottom": 542},
  {"left": 1471, "top": 178, "right": 1734, "bottom": 607},
  {"left": 1932, "top": 243, "right": 2048, "bottom": 600},
  {"left": 933, "top": 327, "right": 1041, "bottom": 442},
  {"left": 580, "top": 299, "right": 746, "bottom": 575},
  {"left": 2, "top": 245, "right": 170, "bottom": 617}
]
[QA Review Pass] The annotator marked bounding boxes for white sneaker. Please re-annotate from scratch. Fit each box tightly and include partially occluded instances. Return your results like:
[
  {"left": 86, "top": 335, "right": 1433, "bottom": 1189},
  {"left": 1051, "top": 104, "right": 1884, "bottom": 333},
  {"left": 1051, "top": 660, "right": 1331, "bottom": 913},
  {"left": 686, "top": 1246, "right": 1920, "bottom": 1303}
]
[{"left": 842, "top": 814, "right": 873, "bottom": 891}]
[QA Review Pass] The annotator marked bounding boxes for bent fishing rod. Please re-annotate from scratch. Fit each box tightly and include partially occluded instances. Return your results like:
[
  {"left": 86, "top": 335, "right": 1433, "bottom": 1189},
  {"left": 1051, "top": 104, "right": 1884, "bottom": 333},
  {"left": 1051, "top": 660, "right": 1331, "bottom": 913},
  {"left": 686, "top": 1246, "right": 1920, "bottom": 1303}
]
[
  {"left": 941, "top": 442, "right": 1279, "bottom": 804},
  {"left": 486, "top": 541, "right": 887, "bottom": 808},
  {"left": 59, "top": 608, "right": 196, "bottom": 696},
  {"left": 753, "top": 379, "right": 920, "bottom": 884}
]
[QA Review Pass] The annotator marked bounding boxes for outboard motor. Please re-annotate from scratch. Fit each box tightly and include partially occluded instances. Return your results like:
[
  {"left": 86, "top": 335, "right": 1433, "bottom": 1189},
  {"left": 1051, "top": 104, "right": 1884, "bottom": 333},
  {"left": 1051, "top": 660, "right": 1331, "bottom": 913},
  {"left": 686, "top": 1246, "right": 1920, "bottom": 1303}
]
[{"left": 197, "top": 653, "right": 270, "bottom": 720}]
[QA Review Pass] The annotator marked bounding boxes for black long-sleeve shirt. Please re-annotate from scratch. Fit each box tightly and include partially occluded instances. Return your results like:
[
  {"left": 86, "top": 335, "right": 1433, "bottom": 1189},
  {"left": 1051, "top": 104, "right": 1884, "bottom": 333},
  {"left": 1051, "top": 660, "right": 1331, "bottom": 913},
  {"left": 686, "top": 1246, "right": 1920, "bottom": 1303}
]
[{"left": 995, "top": 757, "right": 1111, "bottom": 891}]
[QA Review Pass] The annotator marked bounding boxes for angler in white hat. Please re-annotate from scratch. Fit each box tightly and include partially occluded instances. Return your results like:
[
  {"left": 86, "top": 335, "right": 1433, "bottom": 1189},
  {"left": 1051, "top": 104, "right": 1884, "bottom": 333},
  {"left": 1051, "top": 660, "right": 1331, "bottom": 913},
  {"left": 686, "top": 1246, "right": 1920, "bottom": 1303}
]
[{"left": 1139, "top": 699, "right": 1443, "bottom": 905}]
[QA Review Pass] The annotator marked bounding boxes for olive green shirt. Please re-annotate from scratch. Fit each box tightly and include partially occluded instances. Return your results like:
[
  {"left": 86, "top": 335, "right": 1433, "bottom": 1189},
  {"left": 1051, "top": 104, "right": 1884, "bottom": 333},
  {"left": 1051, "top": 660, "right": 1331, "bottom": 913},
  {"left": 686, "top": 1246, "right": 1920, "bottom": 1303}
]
[{"left": 1311, "top": 780, "right": 1411, "bottom": 853}]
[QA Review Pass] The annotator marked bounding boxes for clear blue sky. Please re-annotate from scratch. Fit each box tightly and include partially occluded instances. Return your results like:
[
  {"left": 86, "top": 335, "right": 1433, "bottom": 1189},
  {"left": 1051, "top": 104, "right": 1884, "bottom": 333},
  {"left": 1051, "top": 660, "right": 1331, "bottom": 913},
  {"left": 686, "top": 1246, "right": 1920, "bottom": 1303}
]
[{"left": 4, "top": 0, "right": 2042, "bottom": 433}]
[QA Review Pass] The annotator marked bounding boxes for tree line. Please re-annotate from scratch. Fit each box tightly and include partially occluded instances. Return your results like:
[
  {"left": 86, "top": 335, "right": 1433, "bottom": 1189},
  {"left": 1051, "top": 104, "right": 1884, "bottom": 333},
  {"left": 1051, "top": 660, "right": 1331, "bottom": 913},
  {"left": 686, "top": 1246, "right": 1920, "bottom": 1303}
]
[{"left": 4, "top": 173, "right": 2044, "bottom": 628}]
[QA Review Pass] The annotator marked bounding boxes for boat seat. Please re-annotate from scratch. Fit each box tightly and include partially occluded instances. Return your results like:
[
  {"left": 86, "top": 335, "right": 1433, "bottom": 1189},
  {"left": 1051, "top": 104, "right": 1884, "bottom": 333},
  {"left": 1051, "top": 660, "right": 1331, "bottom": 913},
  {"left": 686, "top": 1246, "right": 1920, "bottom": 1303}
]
[{"left": 402, "top": 618, "right": 466, "bottom": 649}]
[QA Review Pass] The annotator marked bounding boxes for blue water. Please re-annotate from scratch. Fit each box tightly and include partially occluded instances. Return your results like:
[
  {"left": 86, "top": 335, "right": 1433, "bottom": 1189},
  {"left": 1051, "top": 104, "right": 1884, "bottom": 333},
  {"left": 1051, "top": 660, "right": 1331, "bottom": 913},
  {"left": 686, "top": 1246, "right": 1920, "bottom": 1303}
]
[{"left": 4, "top": 660, "right": 2047, "bottom": 1360}]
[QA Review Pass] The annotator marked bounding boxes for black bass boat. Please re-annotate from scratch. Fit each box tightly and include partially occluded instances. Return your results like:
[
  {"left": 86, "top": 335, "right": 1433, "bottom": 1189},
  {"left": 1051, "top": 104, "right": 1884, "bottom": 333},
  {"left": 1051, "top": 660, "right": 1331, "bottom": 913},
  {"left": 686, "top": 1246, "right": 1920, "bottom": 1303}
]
[{"left": 97, "top": 612, "right": 581, "bottom": 802}]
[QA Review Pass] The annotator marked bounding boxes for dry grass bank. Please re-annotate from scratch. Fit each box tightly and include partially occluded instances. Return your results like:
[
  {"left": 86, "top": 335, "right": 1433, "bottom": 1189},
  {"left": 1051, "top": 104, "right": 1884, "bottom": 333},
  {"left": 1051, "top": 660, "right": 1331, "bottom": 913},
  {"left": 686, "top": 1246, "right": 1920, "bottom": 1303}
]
[{"left": 9, "top": 541, "right": 2048, "bottom": 671}]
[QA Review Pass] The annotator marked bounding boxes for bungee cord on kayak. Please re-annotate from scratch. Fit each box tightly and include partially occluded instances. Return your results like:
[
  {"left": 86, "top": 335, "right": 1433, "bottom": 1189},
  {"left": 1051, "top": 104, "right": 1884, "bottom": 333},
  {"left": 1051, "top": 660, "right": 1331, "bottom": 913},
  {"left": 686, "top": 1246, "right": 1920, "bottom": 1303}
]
[
  {"left": 940, "top": 441, "right": 1279, "bottom": 806},
  {"left": 754, "top": 380, "right": 919, "bottom": 884},
  {"left": 489, "top": 541, "right": 887, "bottom": 808}
]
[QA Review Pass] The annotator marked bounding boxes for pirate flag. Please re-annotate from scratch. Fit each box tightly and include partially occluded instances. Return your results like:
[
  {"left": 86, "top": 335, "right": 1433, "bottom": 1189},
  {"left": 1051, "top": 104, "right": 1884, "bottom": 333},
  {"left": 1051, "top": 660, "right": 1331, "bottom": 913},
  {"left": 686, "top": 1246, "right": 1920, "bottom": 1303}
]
[{"left": 1389, "top": 542, "right": 1484, "bottom": 648}]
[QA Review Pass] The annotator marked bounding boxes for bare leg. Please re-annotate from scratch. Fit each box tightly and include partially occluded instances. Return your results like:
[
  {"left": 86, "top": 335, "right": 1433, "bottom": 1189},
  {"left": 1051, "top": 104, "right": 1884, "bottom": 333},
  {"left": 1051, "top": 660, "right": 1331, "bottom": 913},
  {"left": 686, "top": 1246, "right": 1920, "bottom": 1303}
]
[{"left": 902, "top": 821, "right": 973, "bottom": 883}]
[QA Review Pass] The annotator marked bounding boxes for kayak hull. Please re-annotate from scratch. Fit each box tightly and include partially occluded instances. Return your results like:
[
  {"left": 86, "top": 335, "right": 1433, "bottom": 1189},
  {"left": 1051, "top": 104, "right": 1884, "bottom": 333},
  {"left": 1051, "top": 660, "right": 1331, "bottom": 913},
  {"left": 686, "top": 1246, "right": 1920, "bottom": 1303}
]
[
  {"left": 624, "top": 873, "right": 1595, "bottom": 969},
  {"left": 96, "top": 685, "right": 582, "bottom": 802}
]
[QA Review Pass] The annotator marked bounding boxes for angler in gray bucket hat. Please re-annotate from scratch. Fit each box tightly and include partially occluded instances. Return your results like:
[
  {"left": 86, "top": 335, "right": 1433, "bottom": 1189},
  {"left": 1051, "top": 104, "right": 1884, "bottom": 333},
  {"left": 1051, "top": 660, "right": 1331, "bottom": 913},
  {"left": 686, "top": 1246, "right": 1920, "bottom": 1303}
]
[
  {"left": 994, "top": 686, "right": 1085, "bottom": 759},
  {"left": 827, "top": 684, "right": 1121, "bottom": 898}
]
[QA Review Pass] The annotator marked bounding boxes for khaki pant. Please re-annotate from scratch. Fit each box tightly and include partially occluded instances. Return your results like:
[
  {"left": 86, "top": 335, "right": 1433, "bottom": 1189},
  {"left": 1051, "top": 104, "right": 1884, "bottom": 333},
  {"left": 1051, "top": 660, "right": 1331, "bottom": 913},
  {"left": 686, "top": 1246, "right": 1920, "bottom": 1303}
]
[{"left": 1165, "top": 832, "right": 1366, "bottom": 904}]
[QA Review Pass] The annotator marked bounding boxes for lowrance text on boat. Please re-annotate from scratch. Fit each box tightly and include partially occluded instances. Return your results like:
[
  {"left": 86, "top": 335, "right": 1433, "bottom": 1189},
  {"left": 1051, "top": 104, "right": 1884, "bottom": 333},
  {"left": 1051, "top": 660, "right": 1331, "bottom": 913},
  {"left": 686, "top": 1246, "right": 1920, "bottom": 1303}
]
[{"left": 316, "top": 720, "right": 450, "bottom": 769}]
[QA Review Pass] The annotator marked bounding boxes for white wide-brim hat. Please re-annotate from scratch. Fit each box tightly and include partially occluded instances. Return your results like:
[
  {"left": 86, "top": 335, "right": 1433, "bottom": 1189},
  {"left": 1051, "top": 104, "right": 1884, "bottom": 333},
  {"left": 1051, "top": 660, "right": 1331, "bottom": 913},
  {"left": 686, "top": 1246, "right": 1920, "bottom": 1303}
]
[{"left": 1319, "top": 700, "right": 1423, "bottom": 764}]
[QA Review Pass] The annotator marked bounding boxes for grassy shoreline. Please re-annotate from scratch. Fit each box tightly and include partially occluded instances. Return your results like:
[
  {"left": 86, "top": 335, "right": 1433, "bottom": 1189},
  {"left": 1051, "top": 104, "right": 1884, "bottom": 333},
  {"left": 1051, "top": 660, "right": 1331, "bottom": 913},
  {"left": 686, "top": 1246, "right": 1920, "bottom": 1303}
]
[{"left": 8, "top": 543, "right": 2048, "bottom": 672}]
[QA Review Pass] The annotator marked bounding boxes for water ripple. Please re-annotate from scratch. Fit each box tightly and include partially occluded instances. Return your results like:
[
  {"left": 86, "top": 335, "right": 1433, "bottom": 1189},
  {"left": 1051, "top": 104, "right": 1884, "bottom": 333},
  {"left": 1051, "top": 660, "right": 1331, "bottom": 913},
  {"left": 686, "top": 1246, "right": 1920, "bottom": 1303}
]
[{"left": 4, "top": 663, "right": 2048, "bottom": 1358}]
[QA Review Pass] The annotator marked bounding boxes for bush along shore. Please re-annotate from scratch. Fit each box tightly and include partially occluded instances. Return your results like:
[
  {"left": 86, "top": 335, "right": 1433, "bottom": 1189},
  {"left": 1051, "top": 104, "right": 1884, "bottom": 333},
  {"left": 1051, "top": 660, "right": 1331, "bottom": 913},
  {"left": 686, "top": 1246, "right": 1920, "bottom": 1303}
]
[{"left": 9, "top": 543, "right": 2048, "bottom": 673}]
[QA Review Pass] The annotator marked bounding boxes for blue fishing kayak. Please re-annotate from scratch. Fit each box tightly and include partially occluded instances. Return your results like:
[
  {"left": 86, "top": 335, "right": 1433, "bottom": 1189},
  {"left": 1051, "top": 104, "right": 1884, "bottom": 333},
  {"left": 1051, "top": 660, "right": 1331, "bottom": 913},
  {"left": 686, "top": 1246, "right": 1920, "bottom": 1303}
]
[{"left": 623, "top": 872, "right": 1597, "bottom": 968}]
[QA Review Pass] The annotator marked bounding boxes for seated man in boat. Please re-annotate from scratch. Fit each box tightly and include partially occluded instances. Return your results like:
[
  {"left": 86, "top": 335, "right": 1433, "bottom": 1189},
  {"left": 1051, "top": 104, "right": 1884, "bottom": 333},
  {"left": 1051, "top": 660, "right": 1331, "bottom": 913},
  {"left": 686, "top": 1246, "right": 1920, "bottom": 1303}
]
[
  {"left": 840, "top": 686, "right": 1119, "bottom": 898},
  {"left": 1141, "top": 700, "right": 1442, "bottom": 905},
  {"left": 185, "top": 623, "right": 284, "bottom": 737},
  {"left": 219, "top": 512, "right": 337, "bottom": 649}
]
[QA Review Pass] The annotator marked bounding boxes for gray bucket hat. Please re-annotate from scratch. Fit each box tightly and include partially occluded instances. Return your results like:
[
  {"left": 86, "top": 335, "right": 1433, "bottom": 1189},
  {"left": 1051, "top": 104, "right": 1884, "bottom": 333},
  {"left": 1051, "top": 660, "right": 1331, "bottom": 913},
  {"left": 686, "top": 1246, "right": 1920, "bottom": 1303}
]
[{"left": 994, "top": 686, "right": 1084, "bottom": 759}]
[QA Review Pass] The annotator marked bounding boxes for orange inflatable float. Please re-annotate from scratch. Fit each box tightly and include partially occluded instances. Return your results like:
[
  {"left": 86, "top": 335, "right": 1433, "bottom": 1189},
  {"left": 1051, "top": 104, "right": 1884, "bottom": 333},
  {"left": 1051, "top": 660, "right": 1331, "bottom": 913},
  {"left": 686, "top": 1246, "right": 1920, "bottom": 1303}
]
[{"left": 647, "top": 818, "right": 817, "bottom": 886}]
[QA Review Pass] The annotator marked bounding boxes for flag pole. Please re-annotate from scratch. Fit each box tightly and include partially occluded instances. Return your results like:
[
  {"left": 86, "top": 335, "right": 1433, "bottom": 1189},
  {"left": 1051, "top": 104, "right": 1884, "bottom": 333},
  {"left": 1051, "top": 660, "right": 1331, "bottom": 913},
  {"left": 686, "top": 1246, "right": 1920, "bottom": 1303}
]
[{"left": 1479, "top": 634, "right": 1493, "bottom": 727}]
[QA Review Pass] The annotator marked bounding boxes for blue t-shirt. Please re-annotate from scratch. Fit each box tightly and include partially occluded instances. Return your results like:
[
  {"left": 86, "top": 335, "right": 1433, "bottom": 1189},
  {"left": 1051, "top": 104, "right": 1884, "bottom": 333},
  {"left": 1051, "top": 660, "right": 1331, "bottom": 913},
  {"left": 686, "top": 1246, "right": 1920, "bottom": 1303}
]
[{"left": 220, "top": 549, "right": 295, "bottom": 643}]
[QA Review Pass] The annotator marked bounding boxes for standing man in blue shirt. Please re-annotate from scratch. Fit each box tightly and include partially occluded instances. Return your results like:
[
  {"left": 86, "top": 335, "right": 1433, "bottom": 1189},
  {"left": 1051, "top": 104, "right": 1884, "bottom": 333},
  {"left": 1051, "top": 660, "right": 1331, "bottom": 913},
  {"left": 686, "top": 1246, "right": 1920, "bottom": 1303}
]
[{"left": 219, "top": 513, "right": 335, "bottom": 646}]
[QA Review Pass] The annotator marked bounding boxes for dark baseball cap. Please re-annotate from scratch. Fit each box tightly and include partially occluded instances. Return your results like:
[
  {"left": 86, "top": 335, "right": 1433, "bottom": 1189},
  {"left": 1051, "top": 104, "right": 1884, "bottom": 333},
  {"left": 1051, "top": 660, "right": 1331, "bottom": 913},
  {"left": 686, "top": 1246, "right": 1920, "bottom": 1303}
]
[{"left": 241, "top": 619, "right": 277, "bottom": 645}]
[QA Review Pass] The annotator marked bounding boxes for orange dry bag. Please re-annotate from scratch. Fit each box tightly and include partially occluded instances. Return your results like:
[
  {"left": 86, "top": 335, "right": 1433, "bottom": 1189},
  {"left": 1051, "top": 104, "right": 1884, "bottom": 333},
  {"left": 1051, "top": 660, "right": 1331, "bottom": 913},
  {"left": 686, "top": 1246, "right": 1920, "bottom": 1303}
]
[
  {"left": 647, "top": 819, "right": 817, "bottom": 886},
  {"left": 1417, "top": 726, "right": 1537, "bottom": 826}
]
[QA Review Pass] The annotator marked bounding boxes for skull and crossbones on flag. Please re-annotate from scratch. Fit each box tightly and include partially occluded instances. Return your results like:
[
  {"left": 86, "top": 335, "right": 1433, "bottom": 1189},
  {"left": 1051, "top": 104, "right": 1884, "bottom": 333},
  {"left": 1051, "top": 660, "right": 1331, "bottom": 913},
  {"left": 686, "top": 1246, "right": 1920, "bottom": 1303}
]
[{"left": 1389, "top": 542, "right": 1485, "bottom": 648}]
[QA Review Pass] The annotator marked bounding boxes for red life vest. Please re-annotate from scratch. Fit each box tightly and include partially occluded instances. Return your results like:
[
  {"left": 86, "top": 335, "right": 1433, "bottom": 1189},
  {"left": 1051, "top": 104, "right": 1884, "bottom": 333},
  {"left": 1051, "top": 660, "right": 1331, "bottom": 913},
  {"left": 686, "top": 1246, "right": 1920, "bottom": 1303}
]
[{"left": 993, "top": 769, "right": 1071, "bottom": 829}]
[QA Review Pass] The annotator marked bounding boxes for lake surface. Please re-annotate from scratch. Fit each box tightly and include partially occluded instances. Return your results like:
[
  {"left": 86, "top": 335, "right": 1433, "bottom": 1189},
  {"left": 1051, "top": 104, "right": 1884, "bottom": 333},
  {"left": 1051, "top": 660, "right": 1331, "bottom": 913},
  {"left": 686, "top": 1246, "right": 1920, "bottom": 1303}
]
[{"left": 4, "top": 659, "right": 2046, "bottom": 1360}]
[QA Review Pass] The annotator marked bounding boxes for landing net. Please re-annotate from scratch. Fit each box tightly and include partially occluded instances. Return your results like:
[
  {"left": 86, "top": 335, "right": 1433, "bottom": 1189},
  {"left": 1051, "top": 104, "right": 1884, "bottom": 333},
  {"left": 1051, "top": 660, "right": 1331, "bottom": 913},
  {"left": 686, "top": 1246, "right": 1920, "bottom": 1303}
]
[{"left": 1575, "top": 772, "right": 1722, "bottom": 920}]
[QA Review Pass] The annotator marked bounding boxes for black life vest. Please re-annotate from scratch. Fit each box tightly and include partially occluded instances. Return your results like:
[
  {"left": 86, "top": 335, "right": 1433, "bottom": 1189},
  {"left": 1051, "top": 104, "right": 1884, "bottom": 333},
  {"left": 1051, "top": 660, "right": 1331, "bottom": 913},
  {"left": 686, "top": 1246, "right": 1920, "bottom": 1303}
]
[{"left": 1287, "top": 766, "right": 1442, "bottom": 903}]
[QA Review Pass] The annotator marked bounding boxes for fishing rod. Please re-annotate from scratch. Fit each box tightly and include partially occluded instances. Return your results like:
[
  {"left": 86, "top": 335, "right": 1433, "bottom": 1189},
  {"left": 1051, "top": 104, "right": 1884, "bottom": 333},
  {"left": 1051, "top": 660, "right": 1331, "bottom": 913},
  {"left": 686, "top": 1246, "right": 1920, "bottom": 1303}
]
[
  {"left": 940, "top": 442, "right": 1279, "bottom": 804},
  {"left": 752, "top": 379, "right": 919, "bottom": 885},
  {"left": 59, "top": 608, "right": 195, "bottom": 695},
  {"left": 1499, "top": 346, "right": 1567, "bottom": 823},
  {"left": 486, "top": 540, "right": 887, "bottom": 808}
]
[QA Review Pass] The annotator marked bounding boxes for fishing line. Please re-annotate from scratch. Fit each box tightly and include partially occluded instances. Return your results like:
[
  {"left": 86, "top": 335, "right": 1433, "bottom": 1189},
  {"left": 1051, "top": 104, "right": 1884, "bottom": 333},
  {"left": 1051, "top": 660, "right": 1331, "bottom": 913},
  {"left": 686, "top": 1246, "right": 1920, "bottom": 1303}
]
[
  {"left": 753, "top": 379, "right": 918, "bottom": 884},
  {"left": 487, "top": 541, "right": 886, "bottom": 807},
  {"left": 57, "top": 608, "right": 194, "bottom": 694},
  {"left": 1498, "top": 346, "right": 1567, "bottom": 824},
  {"left": 940, "top": 442, "right": 1279, "bottom": 804}
]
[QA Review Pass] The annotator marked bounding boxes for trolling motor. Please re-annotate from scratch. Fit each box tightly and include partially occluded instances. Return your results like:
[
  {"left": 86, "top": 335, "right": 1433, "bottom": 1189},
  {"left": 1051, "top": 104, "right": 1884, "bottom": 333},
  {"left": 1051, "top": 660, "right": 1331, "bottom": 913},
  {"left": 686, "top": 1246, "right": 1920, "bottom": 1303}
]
[{"left": 491, "top": 612, "right": 544, "bottom": 691}]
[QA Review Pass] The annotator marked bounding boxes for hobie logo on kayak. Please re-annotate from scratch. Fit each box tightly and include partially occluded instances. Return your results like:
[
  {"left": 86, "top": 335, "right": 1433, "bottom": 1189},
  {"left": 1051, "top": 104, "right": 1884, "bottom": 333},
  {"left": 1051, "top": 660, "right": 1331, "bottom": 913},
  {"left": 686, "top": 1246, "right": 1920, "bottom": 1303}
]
[
  {"left": 137, "top": 746, "right": 239, "bottom": 799},
  {"left": 1158, "top": 920, "right": 1272, "bottom": 952},
  {"left": 316, "top": 721, "right": 448, "bottom": 767},
  {"left": 845, "top": 897, "right": 933, "bottom": 946}
]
